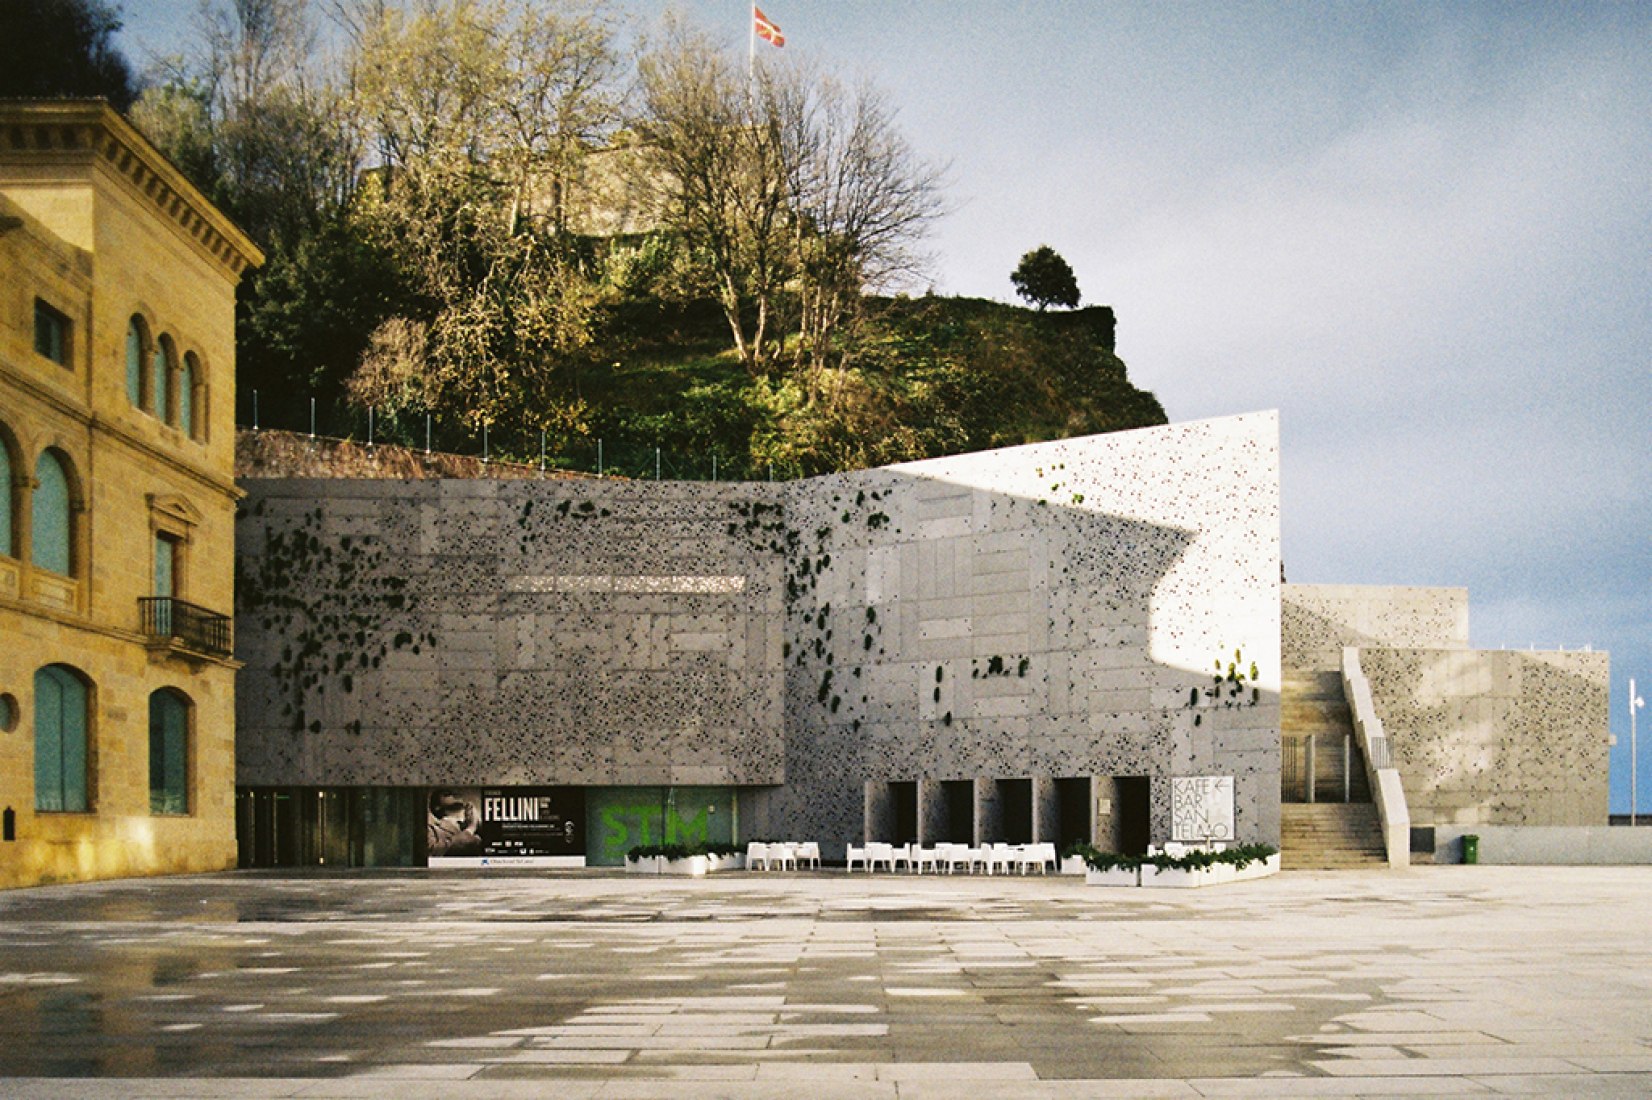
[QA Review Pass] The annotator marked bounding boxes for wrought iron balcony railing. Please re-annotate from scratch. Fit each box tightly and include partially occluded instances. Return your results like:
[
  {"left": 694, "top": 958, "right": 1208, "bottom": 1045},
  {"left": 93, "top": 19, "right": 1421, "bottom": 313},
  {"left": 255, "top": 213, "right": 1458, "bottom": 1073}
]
[{"left": 140, "top": 597, "right": 233, "bottom": 659}]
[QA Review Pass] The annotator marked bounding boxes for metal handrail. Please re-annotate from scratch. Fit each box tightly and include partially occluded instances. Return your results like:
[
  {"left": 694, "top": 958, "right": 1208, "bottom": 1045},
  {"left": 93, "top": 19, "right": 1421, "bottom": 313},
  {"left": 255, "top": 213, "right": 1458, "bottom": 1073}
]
[
  {"left": 140, "top": 596, "right": 233, "bottom": 658},
  {"left": 1343, "top": 647, "right": 1409, "bottom": 867}
]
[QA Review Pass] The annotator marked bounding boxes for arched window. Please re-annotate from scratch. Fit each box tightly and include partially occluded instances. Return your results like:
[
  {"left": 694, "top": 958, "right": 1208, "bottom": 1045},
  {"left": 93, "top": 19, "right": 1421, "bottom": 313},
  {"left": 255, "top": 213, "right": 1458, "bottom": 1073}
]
[
  {"left": 179, "top": 353, "right": 198, "bottom": 439},
  {"left": 32, "top": 449, "right": 73, "bottom": 576},
  {"left": 151, "top": 335, "right": 174, "bottom": 423},
  {"left": 149, "top": 689, "right": 190, "bottom": 814},
  {"left": 126, "top": 316, "right": 146, "bottom": 408},
  {"left": 35, "top": 664, "right": 90, "bottom": 813},
  {"left": 0, "top": 428, "right": 13, "bottom": 559}
]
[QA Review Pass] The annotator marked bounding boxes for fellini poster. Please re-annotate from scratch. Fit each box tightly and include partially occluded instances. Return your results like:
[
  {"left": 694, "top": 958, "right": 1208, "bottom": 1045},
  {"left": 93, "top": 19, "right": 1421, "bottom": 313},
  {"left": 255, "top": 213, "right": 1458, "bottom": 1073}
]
[{"left": 426, "top": 786, "right": 587, "bottom": 868}]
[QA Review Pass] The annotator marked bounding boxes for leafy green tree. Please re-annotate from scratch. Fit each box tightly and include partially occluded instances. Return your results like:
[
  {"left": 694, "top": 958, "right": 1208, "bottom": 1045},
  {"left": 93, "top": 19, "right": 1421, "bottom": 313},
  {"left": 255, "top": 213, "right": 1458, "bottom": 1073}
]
[
  {"left": 1010, "top": 245, "right": 1080, "bottom": 311},
  {"left": 0, "top": 0, "right": 137, "bottom": 109},
  {"left": 345, "top": 0, "right": 626, "bottom": 431}
]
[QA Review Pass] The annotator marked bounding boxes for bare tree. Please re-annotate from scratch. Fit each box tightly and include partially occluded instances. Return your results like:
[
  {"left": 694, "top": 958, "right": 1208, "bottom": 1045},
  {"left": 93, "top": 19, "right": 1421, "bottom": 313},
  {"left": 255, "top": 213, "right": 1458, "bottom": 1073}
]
[
  {"left": 636, "top": 31, "right": 943, "bottom": 383},
  {"left": 135, "top": 0, "right": 359, "bottom": 247},
  {"left": 782, "top": 70, "right": 944, "bottom": 390},
  {"left": 635, "top": 24, "right": 793, "bottom": 374}
]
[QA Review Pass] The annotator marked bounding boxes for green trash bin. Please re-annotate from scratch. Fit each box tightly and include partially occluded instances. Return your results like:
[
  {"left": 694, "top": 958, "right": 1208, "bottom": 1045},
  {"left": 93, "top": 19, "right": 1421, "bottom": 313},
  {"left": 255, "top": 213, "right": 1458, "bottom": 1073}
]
[{"left": 1461, "top": 834, "right": 1479, "bottom": 864}]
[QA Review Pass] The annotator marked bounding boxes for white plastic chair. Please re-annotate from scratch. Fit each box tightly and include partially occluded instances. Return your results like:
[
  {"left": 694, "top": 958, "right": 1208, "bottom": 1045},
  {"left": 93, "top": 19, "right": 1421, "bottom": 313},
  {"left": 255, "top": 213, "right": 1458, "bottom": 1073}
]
[
  {"left": 944, "top": 844, "right": 979, "bottom": 874},
  {"left": 1016, "top": 842, "right": 1056, "bottom": 874},
  {"left": 985, "top": 843, "right": 1015, "bottom": 875},
  {"left": 745, "top": 841, "right": 770, "bottom": 871},
  {"left": 845, "top": 843, "right": 868, "bottom": 872},
  {"left": 866, "top": 842, "right": 895, "bottom": 872},
  {"left": 771, "top": 842, "right": 798, "bottom": 871},
  {"left": 913, "top": 845, "right": 939, "bottom": 874},
  {"left": 891, "top": 843, "right": 914, "bottom": 872},
  {"left": 797, "top": 841, "right": 821, "bottom": 869}
]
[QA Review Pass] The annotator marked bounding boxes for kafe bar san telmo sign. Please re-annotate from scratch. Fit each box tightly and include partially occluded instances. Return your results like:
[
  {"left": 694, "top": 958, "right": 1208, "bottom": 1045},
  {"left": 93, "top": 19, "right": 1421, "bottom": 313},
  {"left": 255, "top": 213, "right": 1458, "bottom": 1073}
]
[
  {"left": 426, "top": 786, "right": 586, "bottom": 867},
  {"left": 1171, "top": 776, "right": 1235, "bottom": 844}
]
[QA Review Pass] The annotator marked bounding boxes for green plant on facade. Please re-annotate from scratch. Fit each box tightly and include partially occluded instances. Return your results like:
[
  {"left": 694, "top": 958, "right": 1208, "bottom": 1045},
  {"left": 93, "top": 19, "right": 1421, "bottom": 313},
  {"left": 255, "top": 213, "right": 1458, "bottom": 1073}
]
[
  {"left": 1187, "top": 645, "right": 1262, "bottom": 725},
  {"left": 236, "top": 502, "right": 437, "bottom": 736}
]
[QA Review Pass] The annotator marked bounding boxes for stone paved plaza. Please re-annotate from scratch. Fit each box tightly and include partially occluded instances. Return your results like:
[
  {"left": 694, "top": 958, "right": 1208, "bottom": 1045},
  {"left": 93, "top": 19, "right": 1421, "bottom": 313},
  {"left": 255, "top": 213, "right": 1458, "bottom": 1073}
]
[{"left": 2, "top": 867, "right": 1651, "bottom": 1098}]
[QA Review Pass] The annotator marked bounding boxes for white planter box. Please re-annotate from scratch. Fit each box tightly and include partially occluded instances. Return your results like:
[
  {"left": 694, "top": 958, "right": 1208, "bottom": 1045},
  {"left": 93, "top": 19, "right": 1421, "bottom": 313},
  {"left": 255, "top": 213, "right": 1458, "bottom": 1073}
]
[
  {"left": 625, "top": 856, "right": 662, "bottom": 875},
  {"left": 1141, "top": 864, "right": 1217, "bottom": 888},
  {"left": 1060, "top": 855, "right": 1088, "bottom": 876},
  {"left": 1232, "top": 853, "right": 1281, "bottom": 882},
  {"left": 1139, "top": 852, "right": 1280, "bottom": 888},
  {"left": 660, "top": 855, "right": 710, "bottom": 877},
  {"left": 1084, "top": 865, "right": 1140, "bottom": 887},
  {"left": 706, "top": 853, "right": 745, "bottom": 873}
]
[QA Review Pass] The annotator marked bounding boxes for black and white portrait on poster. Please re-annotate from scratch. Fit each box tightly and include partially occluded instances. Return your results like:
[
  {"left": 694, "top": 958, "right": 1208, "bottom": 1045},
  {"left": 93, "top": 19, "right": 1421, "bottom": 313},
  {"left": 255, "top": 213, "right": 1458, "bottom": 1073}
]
[{"left": 426, "top": 786, "right": 586, "bottom": 867}]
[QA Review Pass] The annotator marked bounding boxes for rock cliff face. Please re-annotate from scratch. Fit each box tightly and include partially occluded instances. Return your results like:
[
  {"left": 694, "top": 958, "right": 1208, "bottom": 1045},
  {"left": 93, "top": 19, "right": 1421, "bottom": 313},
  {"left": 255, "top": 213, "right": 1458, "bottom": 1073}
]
[{"left": 236, "top": 430, "right": 593, "bottom": 481}]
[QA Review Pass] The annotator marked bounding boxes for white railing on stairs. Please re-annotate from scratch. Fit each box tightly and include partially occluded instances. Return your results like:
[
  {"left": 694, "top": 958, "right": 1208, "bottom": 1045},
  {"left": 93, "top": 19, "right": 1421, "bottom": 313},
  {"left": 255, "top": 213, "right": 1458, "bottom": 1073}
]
[{"left": 1342, "top": 647, "right": 1410, "bottom": 868}]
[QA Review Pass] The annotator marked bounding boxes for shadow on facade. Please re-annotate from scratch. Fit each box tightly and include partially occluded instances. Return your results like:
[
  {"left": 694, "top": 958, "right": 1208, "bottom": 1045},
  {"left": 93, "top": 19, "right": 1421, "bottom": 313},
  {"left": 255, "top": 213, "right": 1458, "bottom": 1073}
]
[{"left": 234, "top": 427, "right": 1281, "bottom": 867}]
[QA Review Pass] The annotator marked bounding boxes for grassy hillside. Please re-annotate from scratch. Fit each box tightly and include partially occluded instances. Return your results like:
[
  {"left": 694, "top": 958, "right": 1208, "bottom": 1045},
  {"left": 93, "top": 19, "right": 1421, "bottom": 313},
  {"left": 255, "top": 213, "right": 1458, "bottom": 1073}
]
[{"left": 559, "top": 295, "right": 1166, "bottom": 479}]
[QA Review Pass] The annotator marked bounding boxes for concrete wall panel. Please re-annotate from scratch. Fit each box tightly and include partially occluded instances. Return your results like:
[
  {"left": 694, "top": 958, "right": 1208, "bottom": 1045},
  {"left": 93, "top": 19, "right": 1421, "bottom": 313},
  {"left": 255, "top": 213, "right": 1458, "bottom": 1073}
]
[{"left": 236, "top": 413, "right": 1284, "bottom": 857}]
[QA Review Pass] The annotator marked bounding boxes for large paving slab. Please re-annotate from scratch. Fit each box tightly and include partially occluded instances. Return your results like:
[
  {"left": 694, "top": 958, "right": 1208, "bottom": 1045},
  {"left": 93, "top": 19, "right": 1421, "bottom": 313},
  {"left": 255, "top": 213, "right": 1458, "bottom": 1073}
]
[{"left": 2, "top": 867, "right": 1651, "bottom": 1097}]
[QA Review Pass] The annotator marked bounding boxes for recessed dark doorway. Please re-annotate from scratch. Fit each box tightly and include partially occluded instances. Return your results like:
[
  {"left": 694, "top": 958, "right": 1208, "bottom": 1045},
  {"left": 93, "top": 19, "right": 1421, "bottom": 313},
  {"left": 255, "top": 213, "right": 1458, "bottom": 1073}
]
[
  {"left": 997, "top": 778, "right": 1033, "bottom": 844},
  {"left": 1115, "top": 776, "right": 1151, "bottom": 856},
  {"left": 889, "top": 781, "right": 918, "bottom": 845},
  {"left": 1054, "top": 776, "right": 1091, "bottom": 848},
  {"left": 941, "top": 780, "right": 974, "bottom": 843}
]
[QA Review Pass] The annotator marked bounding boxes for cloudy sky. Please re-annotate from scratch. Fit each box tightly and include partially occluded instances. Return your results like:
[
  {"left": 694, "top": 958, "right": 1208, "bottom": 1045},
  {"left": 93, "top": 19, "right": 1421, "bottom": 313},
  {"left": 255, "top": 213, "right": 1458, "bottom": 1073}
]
[{"left": 118, "top": 1, "right": 1651, "bottom": 811}]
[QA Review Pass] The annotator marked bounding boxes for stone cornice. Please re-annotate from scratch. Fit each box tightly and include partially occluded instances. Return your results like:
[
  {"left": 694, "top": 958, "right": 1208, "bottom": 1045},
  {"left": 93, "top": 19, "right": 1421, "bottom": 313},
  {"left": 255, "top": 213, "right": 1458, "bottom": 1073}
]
[{"left": 0, "top": 100, "right": 265, "bottom": 281}]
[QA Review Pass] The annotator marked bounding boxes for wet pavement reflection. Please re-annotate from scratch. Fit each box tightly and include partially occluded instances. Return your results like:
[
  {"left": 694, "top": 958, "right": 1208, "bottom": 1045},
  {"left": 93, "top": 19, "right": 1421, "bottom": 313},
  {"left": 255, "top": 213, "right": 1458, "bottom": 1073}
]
[{"left": 3, "top": 867, "right": 1652, "bottom": 1090}]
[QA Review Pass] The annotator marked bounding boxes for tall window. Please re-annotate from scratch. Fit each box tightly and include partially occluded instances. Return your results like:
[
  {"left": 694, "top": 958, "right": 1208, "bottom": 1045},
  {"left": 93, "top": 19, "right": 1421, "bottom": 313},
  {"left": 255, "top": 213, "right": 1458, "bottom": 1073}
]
[
  {"left": 151, "top": 335, "right": 173, "bottom": 423},
  {"left": 179, "top": 353, "right": 197, "bottom": 438},
  {"left": 35, "top": 664, "right": 90, "bottom": 813},
  {"left": 126, "top": 317, "right": 145, "bottom": 408},
  {"left": 149, "top": 689, "right": 189, "bottom": 815},
  {"left": 0, "top": 434, "right": 13, "bottom": 558},
  {"left": 32, "top": 449, "right": 72, "bottom": 576},
  {"left": 34, "top": 300, "right": 69, "bottom": 366},
  {"left": 154, "top": 531, "right": 178, "bottom": 597}
]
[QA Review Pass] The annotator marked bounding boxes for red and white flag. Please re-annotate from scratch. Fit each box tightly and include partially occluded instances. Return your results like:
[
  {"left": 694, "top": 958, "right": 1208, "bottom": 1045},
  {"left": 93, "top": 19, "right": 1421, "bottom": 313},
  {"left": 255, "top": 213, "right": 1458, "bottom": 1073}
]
[{"left": 754, "top": 6, "right": 784, "bottom": 47}]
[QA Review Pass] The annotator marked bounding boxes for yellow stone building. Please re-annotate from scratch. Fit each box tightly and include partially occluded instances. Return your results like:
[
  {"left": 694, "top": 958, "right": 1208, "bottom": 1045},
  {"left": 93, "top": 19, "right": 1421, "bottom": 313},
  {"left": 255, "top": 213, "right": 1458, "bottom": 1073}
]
[{"left": 0, "top": 101, "right": 261, "bottom": 888}]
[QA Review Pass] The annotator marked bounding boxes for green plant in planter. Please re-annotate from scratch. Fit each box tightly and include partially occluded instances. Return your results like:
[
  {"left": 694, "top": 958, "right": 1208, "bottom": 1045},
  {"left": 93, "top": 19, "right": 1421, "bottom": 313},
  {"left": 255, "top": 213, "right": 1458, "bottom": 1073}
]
[
  {"left": 1147, "top": 848, "right": 1219, "bottom": 873},
  {"left": 627, "top": 841, "right": 746, "bottom": 862},
  {"left": 1224, "top": 842, "right": 1278, "bottom": 869},
  {"left": 1145, "top": 844, "right": 1278, "bottom": 873},
  {"left": 626, "top": 843, "right": 698, "bottom": 861},
  {"left": 1079, "top": 847, "right": 1142, "bottom": 873}
]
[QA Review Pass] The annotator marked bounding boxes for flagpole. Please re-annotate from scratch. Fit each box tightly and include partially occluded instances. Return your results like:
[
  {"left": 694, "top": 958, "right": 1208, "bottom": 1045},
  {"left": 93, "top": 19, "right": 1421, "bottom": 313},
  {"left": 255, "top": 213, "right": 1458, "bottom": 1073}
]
[{"left": 748, "top": 3, "right": 756, "bottom": 82}]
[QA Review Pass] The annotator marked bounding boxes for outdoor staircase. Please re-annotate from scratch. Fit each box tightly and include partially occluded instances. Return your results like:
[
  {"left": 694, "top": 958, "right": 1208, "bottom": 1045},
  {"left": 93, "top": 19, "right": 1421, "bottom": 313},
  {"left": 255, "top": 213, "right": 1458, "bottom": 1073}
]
[
  {"left": 1280, "top": 668, "right": 1388, "bottom": 869},
  {"left": 1280, "top": 803, "right": 1389, "bottom": 868}
]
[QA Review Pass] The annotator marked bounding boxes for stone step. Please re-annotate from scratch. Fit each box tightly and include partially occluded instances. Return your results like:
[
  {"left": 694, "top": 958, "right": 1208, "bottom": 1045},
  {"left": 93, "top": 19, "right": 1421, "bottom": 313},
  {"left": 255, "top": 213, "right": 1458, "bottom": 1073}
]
[
  {"left": 1283, "top": 707, "right": 1354, "bottom": 732},
  {"left": 1282, "top": 669, "right": 1345, "bottom": 697},
  {"left": 1280, "top": 803, "right": 1387, "bottom": 867},
  {"left": 1280, "top": 665, "right": 1370, "bottom": 804}
]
